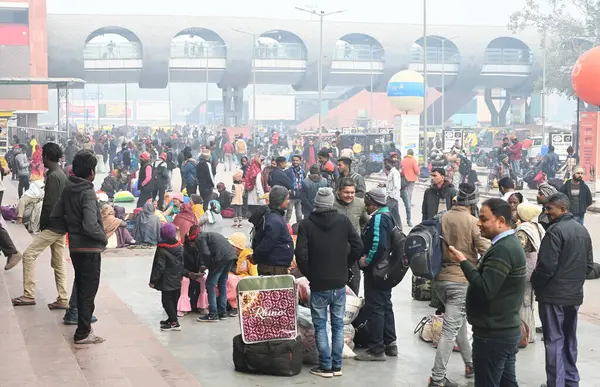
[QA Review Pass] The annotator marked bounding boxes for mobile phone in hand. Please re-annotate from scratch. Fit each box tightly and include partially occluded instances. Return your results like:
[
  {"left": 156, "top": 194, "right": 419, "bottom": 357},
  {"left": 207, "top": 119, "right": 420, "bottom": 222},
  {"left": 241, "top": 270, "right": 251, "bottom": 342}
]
[{"left": 440, "top": 236, "right": 450, "bottom": 249}]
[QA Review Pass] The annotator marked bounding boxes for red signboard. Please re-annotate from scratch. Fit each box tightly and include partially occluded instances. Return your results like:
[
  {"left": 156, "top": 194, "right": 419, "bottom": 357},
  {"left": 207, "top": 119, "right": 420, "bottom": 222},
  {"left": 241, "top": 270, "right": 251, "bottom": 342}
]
[
  {"left": 0, "top": 25, "right": 29, "bottom": 46},
  {"left": 579, "top": 111, "right": 599, "bottom": 182}
]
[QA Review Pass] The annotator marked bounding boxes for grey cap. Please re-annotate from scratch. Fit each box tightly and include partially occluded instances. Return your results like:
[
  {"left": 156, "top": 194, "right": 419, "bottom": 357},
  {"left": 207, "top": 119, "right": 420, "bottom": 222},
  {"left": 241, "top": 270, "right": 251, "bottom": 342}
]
[
  {"left": 314, "top": 187, "right": 335, "bottom": 209},
  {"left": 364, "top": 187, "right": 387, "bottom": 207}
]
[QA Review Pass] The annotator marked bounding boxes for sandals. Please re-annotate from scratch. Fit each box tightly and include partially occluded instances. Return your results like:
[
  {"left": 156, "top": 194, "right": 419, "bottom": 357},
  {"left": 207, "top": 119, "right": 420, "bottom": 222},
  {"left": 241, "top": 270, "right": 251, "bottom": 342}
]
[
  {"left": 75, "top": 333, "right": 106, "bottom": 345},
  {"left": 47, "top": 301, "right": 69, "bottom": 310},
  {"left": 12, "top": 296, "right": 36, "bottom": 306}
]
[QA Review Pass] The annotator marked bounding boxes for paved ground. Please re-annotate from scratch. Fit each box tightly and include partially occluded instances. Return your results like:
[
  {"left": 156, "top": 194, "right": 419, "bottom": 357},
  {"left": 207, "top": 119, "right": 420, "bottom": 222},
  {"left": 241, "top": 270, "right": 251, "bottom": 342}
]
[{"left": 2, "top": 165, "right": 600, "bottom": 387}]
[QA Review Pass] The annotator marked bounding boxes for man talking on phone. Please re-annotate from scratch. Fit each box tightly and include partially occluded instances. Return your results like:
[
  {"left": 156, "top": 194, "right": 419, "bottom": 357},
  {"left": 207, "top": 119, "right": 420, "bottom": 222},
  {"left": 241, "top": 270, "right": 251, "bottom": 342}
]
[{"left": 427, "top": 183, "right": 490, "bottom": 387}]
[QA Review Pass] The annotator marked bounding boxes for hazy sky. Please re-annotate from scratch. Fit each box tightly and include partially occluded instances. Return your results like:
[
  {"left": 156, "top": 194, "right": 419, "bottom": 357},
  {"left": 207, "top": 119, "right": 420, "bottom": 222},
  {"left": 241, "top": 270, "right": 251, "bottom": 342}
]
[{"left": 47, "top": 0, "right": 527, "bottom": 26}]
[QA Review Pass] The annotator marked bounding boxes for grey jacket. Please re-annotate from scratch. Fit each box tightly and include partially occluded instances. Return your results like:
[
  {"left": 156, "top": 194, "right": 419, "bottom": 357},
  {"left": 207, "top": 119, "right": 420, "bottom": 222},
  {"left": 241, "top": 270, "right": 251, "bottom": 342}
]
[
  {"left": 15, "top": 153, "right": 29, "bottom": 176},
  {"left": 333, "top": 196, "right": 370, "bottom": 234}
]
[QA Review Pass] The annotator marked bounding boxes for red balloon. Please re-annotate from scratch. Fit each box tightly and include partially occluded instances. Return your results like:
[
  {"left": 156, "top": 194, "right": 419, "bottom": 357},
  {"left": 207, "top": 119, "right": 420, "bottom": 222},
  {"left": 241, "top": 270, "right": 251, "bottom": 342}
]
[{"left": 572, "top": 46, "right": 600, "bottom": 106}]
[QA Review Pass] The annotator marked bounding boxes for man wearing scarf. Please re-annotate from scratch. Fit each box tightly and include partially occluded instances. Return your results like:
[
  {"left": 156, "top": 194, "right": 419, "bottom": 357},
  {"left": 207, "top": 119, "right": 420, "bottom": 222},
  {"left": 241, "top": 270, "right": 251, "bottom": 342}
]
[{"left": 285, "top": 155, "right": 305, "bottom": 223}]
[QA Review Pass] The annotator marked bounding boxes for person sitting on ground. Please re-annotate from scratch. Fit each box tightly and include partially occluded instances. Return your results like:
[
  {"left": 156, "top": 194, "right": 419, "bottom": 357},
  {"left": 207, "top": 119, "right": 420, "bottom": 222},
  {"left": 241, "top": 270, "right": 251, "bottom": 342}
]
[
  {"left": 189, "top": 194, "right": 205, "bottom": 219},
  {"left": 199, "top": 200, "right": 223, "bottom": 233},
  {"left": 173, "top": 200, "right": 198, "bottom": 241},
  {"left": 101, "top": 204, "right": 136, "bottom": 248},
  {"left": 133, "top": 202, "right": 161, "bottom": 245},
  {"left": 100, "top": 173, "right": 119, "bottom": 200}
]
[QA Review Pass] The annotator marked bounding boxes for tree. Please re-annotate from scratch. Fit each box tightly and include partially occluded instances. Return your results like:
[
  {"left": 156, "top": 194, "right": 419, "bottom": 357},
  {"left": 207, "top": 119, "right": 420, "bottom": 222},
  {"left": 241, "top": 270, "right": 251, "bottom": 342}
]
[{"left": 509, "top": 0, "right": 600, "bottom": 96}]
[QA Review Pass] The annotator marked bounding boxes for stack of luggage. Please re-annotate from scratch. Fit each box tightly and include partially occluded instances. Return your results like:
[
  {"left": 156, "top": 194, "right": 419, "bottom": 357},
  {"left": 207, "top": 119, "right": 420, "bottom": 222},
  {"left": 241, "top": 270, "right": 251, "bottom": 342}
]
[{"left": 232, "top": 275, "right": 303, "bottom": 376}]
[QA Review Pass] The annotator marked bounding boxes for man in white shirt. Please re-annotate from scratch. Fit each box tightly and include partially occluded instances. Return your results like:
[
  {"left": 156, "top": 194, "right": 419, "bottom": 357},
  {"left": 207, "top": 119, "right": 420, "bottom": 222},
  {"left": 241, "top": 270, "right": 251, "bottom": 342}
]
[{"left": 384, "top": 157, "right": 402, "bottom": 228}]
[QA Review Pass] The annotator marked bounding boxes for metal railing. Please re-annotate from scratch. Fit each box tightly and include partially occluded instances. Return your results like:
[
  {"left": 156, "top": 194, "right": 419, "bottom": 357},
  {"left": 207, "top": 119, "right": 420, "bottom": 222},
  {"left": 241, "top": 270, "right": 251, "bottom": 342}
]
[
  {"left": 410, "top": 46, "right": 460, "bottom": 64},
  {"left": 484, "top": 48, "right": 533, "bottom": 65},
  {"left": 254, "top": 42, "right": 307, "bottom": 60},
  {"left": 7, "top": 126, "right": 70, "bottom": 147},
  {"left": 83, "top": 42, "right": 143, "bottom": 60},
  {"left": 333, "top": 45, "right": 385, "bottom": 61},
  {"left": 170, "top": 41, "right": 227, "bottom": 59}
]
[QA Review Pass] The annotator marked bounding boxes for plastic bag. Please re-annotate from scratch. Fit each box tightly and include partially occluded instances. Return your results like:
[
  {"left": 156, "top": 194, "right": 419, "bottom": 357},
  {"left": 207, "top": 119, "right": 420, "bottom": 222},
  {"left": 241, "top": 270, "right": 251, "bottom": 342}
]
[
  {"left": 296, "top": 277, "right": 311, "bottom": 306},
  {"left": 114, "top": 191, "right": 135, "bottom": 203}
]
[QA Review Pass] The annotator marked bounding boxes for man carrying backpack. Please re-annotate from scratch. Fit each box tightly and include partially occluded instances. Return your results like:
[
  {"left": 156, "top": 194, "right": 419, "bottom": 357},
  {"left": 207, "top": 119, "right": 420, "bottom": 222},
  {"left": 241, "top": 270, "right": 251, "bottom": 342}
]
[
  {"left": 427, "top": 183, "right": 490, "bottom": 387},
  {"left": 355, "top": 187, "right": 397, "bottom": 362},
  {"left": 152, "top": 153, "right": 170, "bottom": 211}
]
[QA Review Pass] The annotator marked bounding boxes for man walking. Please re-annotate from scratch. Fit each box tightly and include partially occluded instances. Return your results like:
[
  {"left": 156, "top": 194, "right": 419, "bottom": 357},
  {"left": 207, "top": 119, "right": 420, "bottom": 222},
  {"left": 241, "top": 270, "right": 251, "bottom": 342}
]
[
  {"left": 296, "top": 187, "right": 363, "bottom": 378},
  {"left": 559, "top": 166, "right": 592, "bottom": 225},
  {"left": 427, "top": 183, "right": 490, "bottom": 387},
  {"left": 446, "top": 198, "right": 526, "bottom": 387},
  {"left": 400, "top": 149, "right": 420, "bottom": 226},
  {"left": 532, "top": 193, "right": 594, "bottom": 387},
  {"left": 9, "top": 143, "right": 69, "bottom": 310},
  {"left": 51, "top": 149, "right": 107, "bottom": 344},
  {"left": 384, "top": 157, "right": 402, "bottom": 228},
  {"left": 285, "top": 155, "right": 304, "bottom": 223}
]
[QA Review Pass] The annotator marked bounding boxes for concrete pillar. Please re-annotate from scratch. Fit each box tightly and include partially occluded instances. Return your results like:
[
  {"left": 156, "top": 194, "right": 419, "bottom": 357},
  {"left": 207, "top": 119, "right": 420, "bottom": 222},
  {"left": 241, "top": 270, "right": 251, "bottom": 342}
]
[
  {"left": 484, "top": 88, "right": 499, "bottom": 126},
  {"left": 233, "top": 87, "right": 244, "bottom": 127},
  {"left": 498, "top": 91, "right": 512, "bottom": 126},
  {"left": 222, "top": 87, "right": 233, "bottom": 126}
]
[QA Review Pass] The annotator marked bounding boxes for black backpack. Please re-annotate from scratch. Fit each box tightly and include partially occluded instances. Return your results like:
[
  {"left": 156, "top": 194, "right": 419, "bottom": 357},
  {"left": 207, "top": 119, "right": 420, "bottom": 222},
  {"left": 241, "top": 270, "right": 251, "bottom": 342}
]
[
  {"left": 371, "top": 214, "right": 409, "bottom": 289},
  {"left": 458, "top": 154, "right": 472, "bottom": 177},
  {"left": 166, "top": 150, "right": 177, "bottom": 170},
  {"left": 405, "top": 213, "right": 445, "bottom": 280}
]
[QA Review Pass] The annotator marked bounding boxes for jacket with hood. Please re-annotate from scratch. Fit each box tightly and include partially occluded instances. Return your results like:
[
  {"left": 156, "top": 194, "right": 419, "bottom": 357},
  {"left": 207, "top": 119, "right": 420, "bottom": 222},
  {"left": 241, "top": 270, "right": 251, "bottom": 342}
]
[
  {"left": 295, "top": 209, "right": 363, "bottom": 292},
  {"left": 194, "top": 231, "right": 237, "bottom": 270},
  {"left": 333, "top": 195, "right": 370, "bottom": 235},
  {"left": 181, "top": 159, "right": 197, "bottom": 186},
  {"left": 252, "top": 208, "right": 294, "bottom": 267},
  {"left": 15, "top": 152, "right": 29, "bottom": 176},
  {"left": 361, "top": 207, "right": 394, "bottom": 273},
  {"left": 269, "top": 167, "right": 293, "bottom": 191},
  {"left": 50, "top": 176, "right": 107, "bottom": 253},
  {"left": 532, "top": 213, "right": 594, "bottom": 305},
  {"left": 40, "top": 166, "right": 68, "bottom": 233},
  {"left": 149, "top": 239, "right": 184, "bottom": 291},
  {"left": 300, "top": 173, "right": 328, "bottom": 214},
  {"left": 422, "top": 180, "right": 458, "bottom": 221}
]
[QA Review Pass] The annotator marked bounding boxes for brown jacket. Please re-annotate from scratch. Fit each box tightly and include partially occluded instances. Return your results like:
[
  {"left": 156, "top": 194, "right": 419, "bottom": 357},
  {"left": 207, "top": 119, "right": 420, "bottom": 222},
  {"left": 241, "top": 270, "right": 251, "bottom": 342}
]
[{"left": 437, "top": 206, "right": 490, "bottom": 283}]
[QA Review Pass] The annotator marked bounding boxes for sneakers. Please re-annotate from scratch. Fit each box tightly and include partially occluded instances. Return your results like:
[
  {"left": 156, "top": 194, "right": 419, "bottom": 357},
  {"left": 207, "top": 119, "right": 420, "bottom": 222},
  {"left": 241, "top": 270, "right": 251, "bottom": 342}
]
[
  {"left": 407, "top": 221, "right": 413, "bottom": 227},
  {"left": 310, "top": 367, "right": 333, "bottom": 378},
  {"left": 385, "top": 343, "right": 398, "bottom": 357},
  {"left": 465, "top": 363, "right": 475, "bottom": 379},
  {"left": 4, "top": 252, "right": 23, "bottom": 270},
  {"left": 228, "top": 309, "right": 238, "bottom": 317},
  {"left": 332, "top": 368, "right": 342, "bottom": 377},
  {"left": 197, "top": 314, "right": 219, "bottom": 322},
  {"left": 161, "top": 322, "right": 181, "bottom": 331},
  {"left": 218, "top": 312, "right": 228, "bottom": 321},
  {"left": 354, "top": 351, "right": 386, "bottom": 362},
  {"left": 427, "top": 377, "right": 459, "bottom": 387}
]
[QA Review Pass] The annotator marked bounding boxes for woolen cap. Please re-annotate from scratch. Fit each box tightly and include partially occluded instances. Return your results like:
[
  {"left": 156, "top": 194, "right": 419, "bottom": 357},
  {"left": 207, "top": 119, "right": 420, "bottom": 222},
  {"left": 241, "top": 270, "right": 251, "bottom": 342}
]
[
  {"left": 364, "top": 187, "right": 387, "bottom": 207},
  {"left": 160, "top": 223, "right": 177, "bottom": 241},
  {"left": 314, "top": 187, "right": 335, "bottom": 209},
  {"left": 573, "top": 165, "right": 584, "bottom": 175}
]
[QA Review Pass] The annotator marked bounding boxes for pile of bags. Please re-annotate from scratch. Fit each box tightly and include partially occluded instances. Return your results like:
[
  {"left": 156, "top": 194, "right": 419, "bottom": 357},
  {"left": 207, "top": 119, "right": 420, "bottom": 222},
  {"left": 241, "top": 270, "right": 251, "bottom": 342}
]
[{"left": 295, "top": 277, "right": 364, "bottom": 364}]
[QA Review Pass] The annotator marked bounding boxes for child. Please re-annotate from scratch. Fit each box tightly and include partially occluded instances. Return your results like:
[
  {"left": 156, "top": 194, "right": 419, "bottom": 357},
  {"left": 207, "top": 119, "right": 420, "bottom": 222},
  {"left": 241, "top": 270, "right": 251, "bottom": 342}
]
[
  {"left": 199, "top": 200, "right": 223, "bottom": 233},
  {"left": 231, "top": 170, "right": 244, "bottom": 228},
  {"left": 180, "top": 225, "right": 208, "bottom": 315},
  {"left": 149, "top": 223, "right": 184, "bottom": 331}
]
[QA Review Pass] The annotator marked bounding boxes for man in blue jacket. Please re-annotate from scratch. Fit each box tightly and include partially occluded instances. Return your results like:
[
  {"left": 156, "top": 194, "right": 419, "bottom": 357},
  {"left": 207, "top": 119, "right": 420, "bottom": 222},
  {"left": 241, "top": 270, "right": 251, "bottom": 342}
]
[
  {"left": 285, "top": 155, "right": 304, "bottom": 223},
  {"left": 251, "top": 186, "right": 294, "bottom": 275},
  {"left": 355, "top": 187, "right": 397, "bottom": 361},
  {"left": 268, "top": 156, "right": 293, "bottom": 191}
]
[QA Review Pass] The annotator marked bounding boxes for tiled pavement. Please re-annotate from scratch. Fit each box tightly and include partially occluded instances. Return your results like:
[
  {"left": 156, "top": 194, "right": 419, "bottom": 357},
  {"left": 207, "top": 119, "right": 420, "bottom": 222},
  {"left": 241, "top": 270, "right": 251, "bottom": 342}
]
[{"left": 2, "top": 170, "right": 600, "bottom": 386}]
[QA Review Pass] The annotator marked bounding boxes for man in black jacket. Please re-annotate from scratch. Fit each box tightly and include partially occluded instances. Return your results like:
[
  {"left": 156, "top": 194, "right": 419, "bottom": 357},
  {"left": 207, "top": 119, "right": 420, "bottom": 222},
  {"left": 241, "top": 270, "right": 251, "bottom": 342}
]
[
  {"left": 295, "top": 187, "right": 363, "bottom": 378},
  {"left": 422, "top": 168, "right": 457, "bottom": 221},
  {"left": 8, "top": 143, "right": 70, "bottom": 310},
  {"left": 268, "top": 156, "right": 293, "bottom": 191},
  {"left": 533, "top": 193, "right": 594, "bottom": 387},
  {"left": 196, "top": 151, "right": 215, "bottom": 211},
  {"left": 195, "top": 232, "right": 238, "bottom": 323},
  {"left": 559, "top": 166, "right": 593, "bottom": 225},
  {"left": 51, "top": 149, "right": 107, "bottom": 344}
]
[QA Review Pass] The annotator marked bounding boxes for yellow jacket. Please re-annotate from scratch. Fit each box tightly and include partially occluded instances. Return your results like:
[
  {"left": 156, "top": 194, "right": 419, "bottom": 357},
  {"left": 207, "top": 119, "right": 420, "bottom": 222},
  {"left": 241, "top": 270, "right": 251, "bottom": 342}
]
[{"left": 236, "top": 248, "right": 258, "bottom": 277}]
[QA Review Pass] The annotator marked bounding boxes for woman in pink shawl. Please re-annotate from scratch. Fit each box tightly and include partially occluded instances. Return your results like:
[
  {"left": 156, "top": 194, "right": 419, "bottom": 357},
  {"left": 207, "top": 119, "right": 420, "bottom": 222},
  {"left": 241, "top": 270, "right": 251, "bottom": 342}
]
[
  {"left": 30, "top": 145, "right": 45, "bottom": 181},
  {"left": 172, "top": 198, "right": 198, "bottom": 241}
]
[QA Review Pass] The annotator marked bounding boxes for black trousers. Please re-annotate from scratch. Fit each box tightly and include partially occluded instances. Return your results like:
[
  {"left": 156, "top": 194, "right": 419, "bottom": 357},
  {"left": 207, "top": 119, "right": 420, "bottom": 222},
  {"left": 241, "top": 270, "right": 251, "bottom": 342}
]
[
  {"left": 137, "top": 187, "right": 154, "bottom": 208},
  {"left": 152, "top": 183, "right": 167, "bottom": 211},
  {"left": 162, "top": 289, "right": 181, "bottom": 323},
  {"left": 71, "top": 252, "right": 101, "bottom": 341},
  {"left": 0, "top": 222, "right": 18, "bottom": 257},
  {"left": 18, "top": 175, "right": 30, "bottom": 198},
  {"left": 200, "top": 187, "right": 213, "bottom": 211},
  {"left": 186, "top": 182, "right": 197, "bottom": 196},
  {"left": 364, "top": 273, "right": 396, "bottom": 354},
  {"left": 188, "top": 279, "right": 201, "bottom": 312}
]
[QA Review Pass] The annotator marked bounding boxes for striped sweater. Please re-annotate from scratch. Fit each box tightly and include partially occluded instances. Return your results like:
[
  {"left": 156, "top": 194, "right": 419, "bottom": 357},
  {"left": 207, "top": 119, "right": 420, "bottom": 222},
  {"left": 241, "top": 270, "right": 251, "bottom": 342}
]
[{"left": 460, "top": 233, "right": 527, "bottom": 337}]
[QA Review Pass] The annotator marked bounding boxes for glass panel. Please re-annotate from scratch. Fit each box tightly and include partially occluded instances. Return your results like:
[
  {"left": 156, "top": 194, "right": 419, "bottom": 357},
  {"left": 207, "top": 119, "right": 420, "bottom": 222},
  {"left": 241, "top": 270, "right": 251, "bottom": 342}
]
[
  {"left": 333, "top": 44, "right": 384, "bottom": 61},
  {"left": 83, "top": 42, "right": 143, "bottom": 60},
  {"left": 170, "top": 41, "right": 227, "bottom": 58},
  {"left": 484, "top": 48, "right": 532, "bottom": 65},
  {"left": 254, "top": 42, "right": 306, "bottom": 60},
  {"left": 410, "top": 46, "right": 460, "bottom": 63}
]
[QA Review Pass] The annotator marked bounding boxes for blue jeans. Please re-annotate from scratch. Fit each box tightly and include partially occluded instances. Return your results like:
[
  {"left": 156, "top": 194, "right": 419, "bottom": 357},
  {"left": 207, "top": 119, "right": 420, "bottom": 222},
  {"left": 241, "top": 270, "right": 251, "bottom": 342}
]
[
  {"left": 310, "top": 288, "right": 346, "bottom": 370},
  {"left": 205, "top": 259, "right": 235, "bottom": 315},
  {"left": 400, "top": 189, "right": 411, "bottom": 224},
  {"left": 573, "top": 215, "right": 584, "bottom": 225},
  {"left": 472, "top": 333, "right": 521, "bottom": 387}
]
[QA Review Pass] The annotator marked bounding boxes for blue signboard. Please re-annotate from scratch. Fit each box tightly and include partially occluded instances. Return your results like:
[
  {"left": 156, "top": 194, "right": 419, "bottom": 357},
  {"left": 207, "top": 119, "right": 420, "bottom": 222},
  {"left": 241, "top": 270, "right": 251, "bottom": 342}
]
[{"left": 387, "top": 82, "right": 425, "bottom": 97}]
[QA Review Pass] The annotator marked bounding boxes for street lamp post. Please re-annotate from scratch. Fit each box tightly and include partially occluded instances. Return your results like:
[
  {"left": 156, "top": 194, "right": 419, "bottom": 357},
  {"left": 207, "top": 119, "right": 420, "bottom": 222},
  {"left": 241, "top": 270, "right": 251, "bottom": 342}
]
[
  {"left": 232, "top": 29, "right": 257, "bottom": 145},
  {"left": 428, "top": 35, "right": 459, "bottom": 131},
  {"left": 295, "top": 7, "right": 346, "bottom": 140}
]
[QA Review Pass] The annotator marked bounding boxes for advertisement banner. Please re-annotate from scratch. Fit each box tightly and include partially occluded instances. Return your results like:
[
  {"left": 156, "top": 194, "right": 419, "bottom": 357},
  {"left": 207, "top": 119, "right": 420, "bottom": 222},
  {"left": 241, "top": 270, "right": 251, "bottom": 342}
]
[
  {"left": 136, "top": 101, "right": 170, "bottom": 121},
  {"left": 443, "top": 130, "right": 464, "bottom": 153},
  {"left": 99, "top": 102, "right": 132, "bottom": 119},
  {"left": 579, "top": 111, "right": 599, "bottom": 182}
]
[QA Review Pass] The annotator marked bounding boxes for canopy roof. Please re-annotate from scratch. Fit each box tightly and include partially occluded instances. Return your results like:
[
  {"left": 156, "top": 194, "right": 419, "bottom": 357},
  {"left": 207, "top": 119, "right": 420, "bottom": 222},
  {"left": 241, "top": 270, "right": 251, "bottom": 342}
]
[{"left": 0, "top": 77, "right": 86, "bottom": 87}]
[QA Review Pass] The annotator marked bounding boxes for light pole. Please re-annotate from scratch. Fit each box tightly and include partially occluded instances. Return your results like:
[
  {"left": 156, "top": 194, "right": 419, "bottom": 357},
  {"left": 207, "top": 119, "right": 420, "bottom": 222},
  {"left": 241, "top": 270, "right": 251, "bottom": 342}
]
[
  {"left": 427, "top": 35, "right": 459, "bottom": 130},
  {"left": 233, "top": 29, "right": 257, "bottom": 145},
  {"left": 203, "top": 43, "right": 228, "bottom": 127},
  {"left": 295, "top": 7, "right": 347, "bottom": 140},
  {"left": 423, "top": 0, "right": 428, "bottom": 165}
]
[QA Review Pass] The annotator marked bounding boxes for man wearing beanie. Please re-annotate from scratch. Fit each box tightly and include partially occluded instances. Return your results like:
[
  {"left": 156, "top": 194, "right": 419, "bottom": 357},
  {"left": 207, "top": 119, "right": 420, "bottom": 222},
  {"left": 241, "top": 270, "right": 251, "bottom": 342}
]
[
  {"left": 296, "top": 187, "right": 363, "bottom": 378},
  {"left": 250, "top": 185, "right": 294, "bottom": 275},
  {"left": 356, "top": 187, "right": 397, "bottom": 362},
  {"left": 427, "top": 183, "right": 490, "bottom": 387},
  {"left": 149, "top": 223, "right": 184, "bottom": 331},
  {"left": 559, "top": 165, "right": 592, "bottom": 224}
]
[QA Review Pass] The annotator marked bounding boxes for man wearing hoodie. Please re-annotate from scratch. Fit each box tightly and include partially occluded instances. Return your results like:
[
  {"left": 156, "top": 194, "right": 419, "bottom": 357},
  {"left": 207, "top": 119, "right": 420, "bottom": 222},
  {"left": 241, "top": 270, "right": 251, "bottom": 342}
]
[
  {"left": 301, "top": 164, "right": 328, "bottom": 218},
  {"left": 50, "top": 149, "right": 107, "bottom": 344},
  {"left": 422, "top": 168, "right": 458, "bottom": 221},
  {"left": 251, "top": 186, "right": 294, "bottom": 275},
  {"left": 295, "top": 187, "right": 363, "bottom": 378}
]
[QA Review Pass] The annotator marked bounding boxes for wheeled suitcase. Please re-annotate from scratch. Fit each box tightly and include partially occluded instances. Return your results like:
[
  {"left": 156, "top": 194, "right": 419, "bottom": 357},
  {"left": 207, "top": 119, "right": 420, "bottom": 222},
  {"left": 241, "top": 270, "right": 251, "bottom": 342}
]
[
  {"left": 232, "top": 334, "right": 303, "bottom": 376},
  {"left": 237, "top": 274, "right": 297, "bottom": 344}
]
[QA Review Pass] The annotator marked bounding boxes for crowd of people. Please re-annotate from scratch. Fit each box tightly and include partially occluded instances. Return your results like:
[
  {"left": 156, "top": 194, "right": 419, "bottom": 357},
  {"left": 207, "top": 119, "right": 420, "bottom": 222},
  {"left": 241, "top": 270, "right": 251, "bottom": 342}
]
[{"left": 0, "top": 126, "right": 597, "bottom": 387}]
